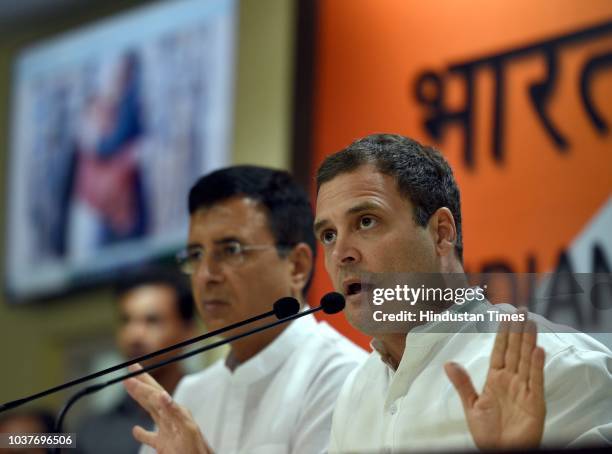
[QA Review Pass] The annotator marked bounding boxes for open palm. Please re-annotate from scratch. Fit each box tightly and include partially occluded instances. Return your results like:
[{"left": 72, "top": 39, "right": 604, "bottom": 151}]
[
  {"left": 445, "top": 314, "right": 546, "bottom": 450},
  {"left": 123, "top": 364, "right": 213, "bottom": 454}
]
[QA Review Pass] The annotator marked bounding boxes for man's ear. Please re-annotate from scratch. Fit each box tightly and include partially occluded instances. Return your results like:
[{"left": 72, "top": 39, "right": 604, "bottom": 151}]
[
  {"left": 286, "top": 243, "right": 313, "bottom": 297},
  {"left": 429, "top": 207, "right": 457, "bottom": 258}
]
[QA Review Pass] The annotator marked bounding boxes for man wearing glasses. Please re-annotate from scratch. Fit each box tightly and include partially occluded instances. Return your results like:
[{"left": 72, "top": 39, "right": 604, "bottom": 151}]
[{"left": 124, "top": 166, "right": 366, "bottom": 454}]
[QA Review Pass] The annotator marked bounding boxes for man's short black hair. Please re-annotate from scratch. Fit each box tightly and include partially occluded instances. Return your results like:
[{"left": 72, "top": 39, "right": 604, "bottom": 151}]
[
  {"left": 114, "top": 267, "right": 195, "bottom": 322},
  {"left": 316, "top": 133, "right": 463, "bottom": 262},
  {"left": 188, "top": 165, "right": 316, "bottom": 295}
]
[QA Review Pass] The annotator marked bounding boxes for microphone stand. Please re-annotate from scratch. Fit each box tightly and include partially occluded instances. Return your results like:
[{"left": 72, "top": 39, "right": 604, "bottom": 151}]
[
  {"left": 53, "top": 300, "right": 341, "bottom": 453},
  {"left": 0, "top": 297, "right": 298, "bottom": 413}
]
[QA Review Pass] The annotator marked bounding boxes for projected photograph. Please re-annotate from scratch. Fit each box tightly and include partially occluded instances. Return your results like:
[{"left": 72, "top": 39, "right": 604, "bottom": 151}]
[{"left": 6, "top": 0, "right": 237, "bottom": 301}]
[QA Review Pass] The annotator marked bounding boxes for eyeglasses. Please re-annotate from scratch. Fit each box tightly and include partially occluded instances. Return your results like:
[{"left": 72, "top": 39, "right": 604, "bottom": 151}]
[{"left": 176, "top": 241, "right": 287, "bottom": 275}]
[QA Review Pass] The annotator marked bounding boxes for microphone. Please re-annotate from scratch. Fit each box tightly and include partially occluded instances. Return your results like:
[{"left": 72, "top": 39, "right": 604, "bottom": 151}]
[
  {"left": 320, "top": 291, "right": 345, "bottom": 314},
  {"left": 0, "top": 296, "right": 300, "bottom": 413},
  {"left": 52, "top": 292, "right": 345, "bottom": 437},
  {"left": 273, "top": 296, "right": 301, "bottom": 318}
]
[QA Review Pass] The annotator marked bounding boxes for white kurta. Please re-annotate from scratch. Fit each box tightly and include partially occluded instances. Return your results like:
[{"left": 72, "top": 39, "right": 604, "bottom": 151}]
[
  {"left": 329, "top": 302, "right": 612, "bottom": 453},
  {"left": 143, "top": 313, "right": 366, "bottom": 454}
]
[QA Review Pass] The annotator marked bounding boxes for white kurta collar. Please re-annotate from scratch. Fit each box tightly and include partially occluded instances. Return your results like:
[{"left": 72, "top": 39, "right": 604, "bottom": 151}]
[{"left": 222, "top": 310, "right": 318, "bottom": 385}]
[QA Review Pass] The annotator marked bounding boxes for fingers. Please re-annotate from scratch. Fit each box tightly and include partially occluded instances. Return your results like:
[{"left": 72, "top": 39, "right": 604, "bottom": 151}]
[
  {"left": 445, "top": 362, "right": 478, "bottom": 410},
  {"left": 127, "top": 362, "right": 144, "bottom": 374},
  {"left": 133, "top": 425, "right": 157, "bottom": 448},
  {"left": 517, "top": 320, "right": 537, "bottom": 381},
  {"left": 494, "top": 309, "right": 545, "bottom": 391},
  {"left": 504, "top": 308, "right": 528, "bottom": 373},
  {"left": 124, "top": 374, "right": 173, "bottom": 421},
  {"left": 490, "top": 319, "right": 510, "bottom": 369},
  {"left": 528, "top": 346, "right": 545, "bottom": 397},
  {"left": 127, "top": 363, "right": 164, "bottom": 390}
]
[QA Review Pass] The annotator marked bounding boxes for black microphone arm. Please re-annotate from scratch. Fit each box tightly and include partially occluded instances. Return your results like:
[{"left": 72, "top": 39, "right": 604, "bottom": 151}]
[
  {"left": 0, "top": 296, "right": 301, "bottom": 413},
  {"left": 53, "top": 292, "right": 345, "bottom": 436}
]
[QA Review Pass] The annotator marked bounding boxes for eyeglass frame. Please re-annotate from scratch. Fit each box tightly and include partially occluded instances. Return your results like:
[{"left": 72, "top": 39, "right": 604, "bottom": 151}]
[{"left": 175, "top": 240, "right": 292, "bottom": 275}]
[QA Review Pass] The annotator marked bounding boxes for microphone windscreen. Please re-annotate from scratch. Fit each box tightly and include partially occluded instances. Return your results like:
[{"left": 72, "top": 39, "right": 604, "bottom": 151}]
[
  {"left": 320, "top": 292, "right": 345, "bottom": 314},
  {"left": 273, "top": 297, "right": 300, "bottom": 319}
]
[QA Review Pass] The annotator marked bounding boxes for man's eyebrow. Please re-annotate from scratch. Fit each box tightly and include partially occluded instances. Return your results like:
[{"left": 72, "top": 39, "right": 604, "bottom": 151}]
[
  {"left": 214, "top": 236, "right": 242, "bottom": 245},
  {"left": 346, "top": 201, "right": 382, "bottom": 215},
  {"left": 186, "top": 237, "right": 242, "bottom": 249},
  {"left": 313, "top": 201, "right": 383, "bottom": 235},
  {"left": 313, "top": 218, "right": 328, "bottom": 236}
]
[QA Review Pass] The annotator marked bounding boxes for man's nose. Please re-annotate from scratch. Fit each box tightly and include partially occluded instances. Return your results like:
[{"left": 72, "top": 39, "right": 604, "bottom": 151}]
[
  {"left": 123, "top": 321, "right": 146, "bottom": 340},
  {"left": 193, "top": 253, "right": 224, "bottom": 284},
  {"left": 332, "top": 233, "right": 361, "bottom": 266}
]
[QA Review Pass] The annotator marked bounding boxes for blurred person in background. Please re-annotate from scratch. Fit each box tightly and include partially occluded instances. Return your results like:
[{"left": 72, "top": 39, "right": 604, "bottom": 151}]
[
  {"left": 0, "top": 408, "right": 55, "bottom": 454},
  {"left": 75, "top": 268, "right": 196, "bottom": 454}
]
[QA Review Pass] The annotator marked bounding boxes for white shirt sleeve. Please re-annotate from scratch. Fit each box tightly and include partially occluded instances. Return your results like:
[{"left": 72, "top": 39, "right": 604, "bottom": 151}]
[
  {"left": 291, "top": 358, "right": 360, "bottom": 454},
  {"left": 327, "top": 365, "right": 360, "bottom": 454},
  {"left": 543, "top": 344, "right": 612, "bottom": 447}
]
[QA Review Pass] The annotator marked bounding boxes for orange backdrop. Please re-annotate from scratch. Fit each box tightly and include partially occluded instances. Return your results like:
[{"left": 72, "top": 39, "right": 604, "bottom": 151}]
[{"left": 308, "top": 0, "right": 612, "bottom": 349}]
